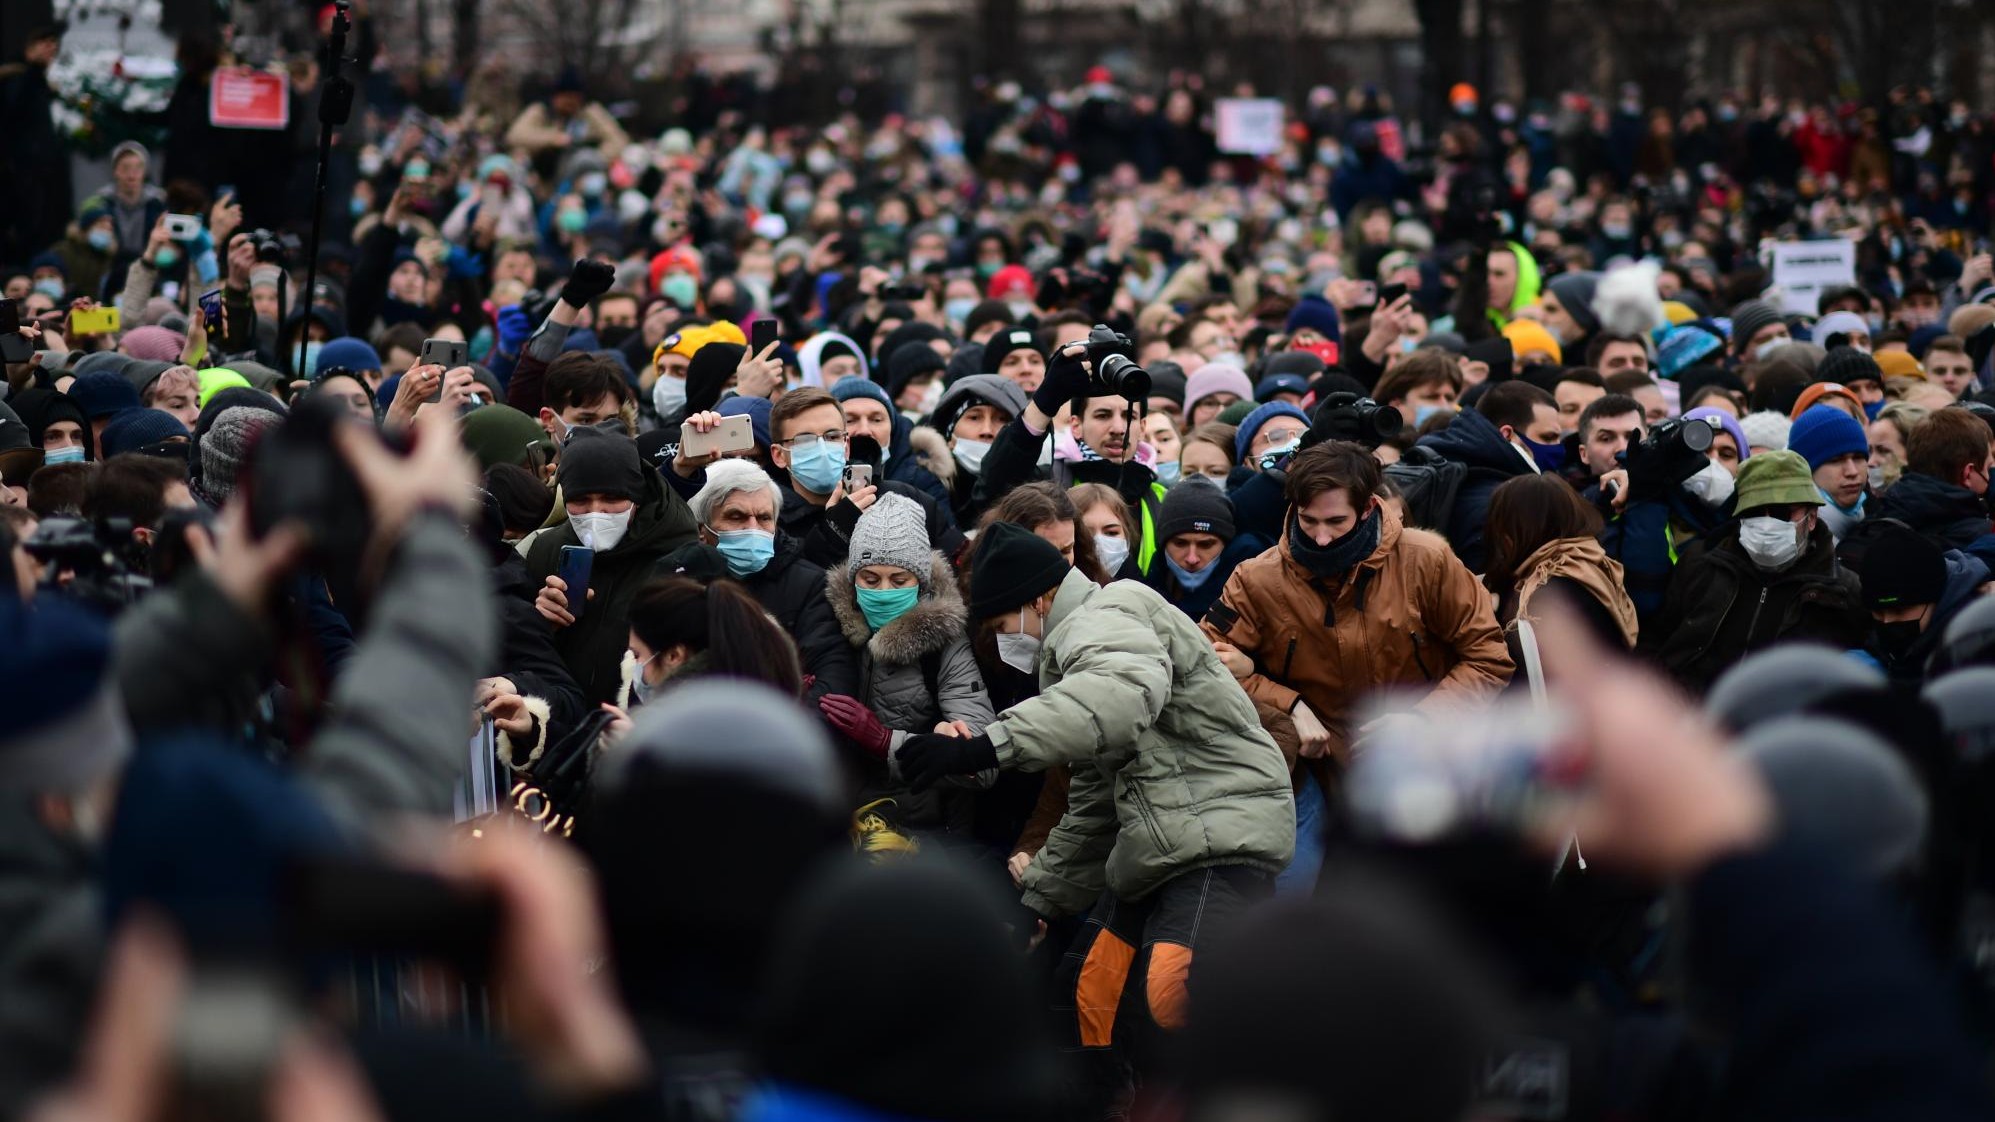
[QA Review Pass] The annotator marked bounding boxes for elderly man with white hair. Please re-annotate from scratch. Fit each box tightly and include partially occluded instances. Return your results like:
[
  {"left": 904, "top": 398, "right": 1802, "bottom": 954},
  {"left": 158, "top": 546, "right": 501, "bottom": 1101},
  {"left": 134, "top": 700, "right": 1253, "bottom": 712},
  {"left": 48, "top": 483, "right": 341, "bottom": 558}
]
[{"left": 684, "top": 459, "right": 857, "bottom": 704}]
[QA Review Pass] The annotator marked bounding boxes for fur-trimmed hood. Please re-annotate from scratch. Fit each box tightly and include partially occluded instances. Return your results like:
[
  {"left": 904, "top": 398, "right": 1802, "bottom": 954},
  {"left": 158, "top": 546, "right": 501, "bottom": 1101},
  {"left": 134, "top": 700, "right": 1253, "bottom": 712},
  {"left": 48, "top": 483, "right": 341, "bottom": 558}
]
[
  {"left": 905, "top": 423, "right": 957, "bottom": 489},
  {"left": 826, "top": 550, "right": 969, "bottom": 665}
]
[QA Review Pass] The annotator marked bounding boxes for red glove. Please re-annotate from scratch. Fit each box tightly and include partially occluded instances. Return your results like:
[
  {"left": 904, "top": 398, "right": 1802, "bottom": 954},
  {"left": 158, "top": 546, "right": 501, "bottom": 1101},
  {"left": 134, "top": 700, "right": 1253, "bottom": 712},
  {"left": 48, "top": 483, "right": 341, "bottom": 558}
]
[{"left": 818, "top": 694, "right": 892, "bottom": 758}]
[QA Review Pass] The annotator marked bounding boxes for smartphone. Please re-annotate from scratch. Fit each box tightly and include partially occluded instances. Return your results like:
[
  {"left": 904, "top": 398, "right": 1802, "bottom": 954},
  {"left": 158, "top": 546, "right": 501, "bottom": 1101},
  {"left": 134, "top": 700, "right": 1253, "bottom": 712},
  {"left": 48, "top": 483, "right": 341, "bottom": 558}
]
[
  {"left": 0, "top": 299, "right": 30, "bottom": 363},
  {"left": 1378, "top": 282, "right": 1409, "bottom": 307},
  {"left": 163, "top": 213, "right": 203, "bottom": 240},
  {"left": 750, "top": 317, "right": 779, "bottom": 355},
  {"left": 842, "top": 462, "right": 874, "bottom": 492},
  {"left": 557, "top": 545, "right": 594, "bottom": 615},
  {"left": 198, "top": 288, "right": 224, "bottom": 327},
  {"left": 681, "top": 415, "right": 756, "bottom": 458},
  {"left": 69, "top": 306, "right": 121, "bottom": 336},
  {"left": 420, "top": 338, "right": 469, "bottom": 400}
]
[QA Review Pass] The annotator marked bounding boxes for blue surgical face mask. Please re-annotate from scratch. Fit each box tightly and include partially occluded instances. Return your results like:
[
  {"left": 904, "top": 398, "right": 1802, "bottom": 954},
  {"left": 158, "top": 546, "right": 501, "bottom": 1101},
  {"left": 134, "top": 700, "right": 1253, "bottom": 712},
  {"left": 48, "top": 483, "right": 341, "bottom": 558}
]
[
  {"left": 788, "top": 440, "right": 846, "bottom": 494},
  {"left": 556, "top": 208, "right": 588, "bottom": 234},
  {"left": 87, "top": 229, "right": 114, "bottom": 252},
  {"left": 662, "top": 274, "right": 699, "bottom": 308},
  {"left": 857, "top": 584, "right": 921, "bottom": 630},
  {"left": 33, "top": 277, "right": 64, "bottom": 299},
  {"left": 710, "top": 526, "right": 775, "bottom": 577},
  {"left": 1154, "top": 460, "right": 1182, "bottom": 487},
  {"left": 45, "top": 444, "right": 86, "bottom": 465},
  {"left": 350, "top": 196, "right": 369, "bottom": 217},
  {"left": 1165, "top": 554, "right": 1216, "bottom": 591},
  {"left": 578, "top": 172, "right": 608, "bottom": 197},
  {"left": 1413, "top": 404, "right": 1453, "bottom": 427},
  {"left": 301, "top": 340, "right": 324, "bottom": 378},
  {"left": 153, "top": 246, "right": 180, "bottom": 269},
  {"left": 944, "top": 297, "right": 977, "bottom": 324}
]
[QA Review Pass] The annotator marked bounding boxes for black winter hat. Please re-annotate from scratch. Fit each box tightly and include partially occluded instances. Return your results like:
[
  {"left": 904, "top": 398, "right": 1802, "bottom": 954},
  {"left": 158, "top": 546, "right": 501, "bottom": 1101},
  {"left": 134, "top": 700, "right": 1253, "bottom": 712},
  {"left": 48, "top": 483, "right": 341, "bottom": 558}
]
[
  {"left": 556, "top": 425, "right": 647, "bottom": 501},
  {"left": 944, "top": 342, "right": 985, "bottom": 387},
  {"left": 969, "top": 521, "right": 1071, "bottom": 619},
  {"left": 875, "top": 321, "right": 951, "bottom": 382},
  {"left": 1858, "top": 521, "right": 1946, "bottom": 611},
  {"left": 1818, "top": 345, "right": 1884, "bottom": 388},
  {"left": 686, "top": 341, "right": 746, "bottom": 415},
  {"left": 1145, "top": 360, "right": 1188, "bottom": 406},
  {"left": 1158, "top": 481, "right": 1237, "bottom": 543},
  {"left": 886, "top": 341, "right": 949, "bottom": 400},
  {"left": 979, "top": 327, "right": 1042, "bottom": 375}
]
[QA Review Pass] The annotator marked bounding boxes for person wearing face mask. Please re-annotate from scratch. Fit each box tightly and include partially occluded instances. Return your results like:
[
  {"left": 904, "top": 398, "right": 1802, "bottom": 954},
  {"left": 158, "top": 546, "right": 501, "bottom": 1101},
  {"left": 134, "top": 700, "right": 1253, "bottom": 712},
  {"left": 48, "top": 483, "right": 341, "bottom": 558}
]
[
  {"left": 928, "top": 374, "right": 1026, "bottom": 526},
  {"left": 1729, "top": 299, "right": 1792, "bottom": 367},
  {"left": 674, "top": 459, "right": 856, "bottom": 707},
  {"left": 895, "top": 520, "right": 1293, "bottom": 1093},
  {"left": 1788, "top": 405, "right": 1871, "bottom": 542},
  {"left": 885, "top": 340, "right": 949, "bottom": 423},
  {"left": 1642, "top": 450, "right": 1866, "bottom": 693},
  {"left": 610, "top": 578, "right": 803, "bottom": 728},
  {"left": 1855, "top": 520, "right": 1992, "bottom": 684},
  {"left": 1201, "top": 442, "right": 1509, "bottom": 770},
  {"left": 768, "top": 387, "right": 965, "bottom": 570},
  {"left": 1411, "top": 381, "right": 1564, "bottom": 572},
  {"left": 830, "top": 376, "right": 958, "bottom": 531},
  {"left": 815, "top": 494, "right": 993, "bottom": 840},
  {"left": 1145, "top": 482, "right": 1261, "bottom": 623},
  {"left": 1862, "top": 407, "right": 1995, "bottom": 573},
  {"left": 49, "top": 201, "right": 118, "bottom": 303},
  {"left": 1232, "top": 401, "right": 1311, "bottom": 483},
  {"left": 528, "top": 426, "right": 697, "bottom": 706}
]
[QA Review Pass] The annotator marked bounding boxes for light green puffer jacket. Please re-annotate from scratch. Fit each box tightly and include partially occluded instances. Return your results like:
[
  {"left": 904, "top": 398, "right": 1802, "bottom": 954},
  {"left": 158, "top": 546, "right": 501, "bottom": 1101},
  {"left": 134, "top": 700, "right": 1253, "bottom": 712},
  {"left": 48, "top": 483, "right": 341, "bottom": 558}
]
[{"left": 989, "top": 570, "right": 1295, "bottom": 918}]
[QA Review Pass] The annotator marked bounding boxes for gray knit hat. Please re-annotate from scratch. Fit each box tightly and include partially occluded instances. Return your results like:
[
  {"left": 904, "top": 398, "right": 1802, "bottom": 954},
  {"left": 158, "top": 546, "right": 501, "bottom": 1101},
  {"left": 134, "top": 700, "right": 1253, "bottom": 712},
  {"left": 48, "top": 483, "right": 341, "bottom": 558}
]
[
  {"left": 1730, "top": 299, "right": 1784, "bottom": 356},
  {"left": 1546, "top": 271, "right": 1601, "bottom": 336},
  {"left": 848, "top": 493, "right": 932, "bottom": 588},
  {"left": 200, "top": 406, "right": 279, "bottom": 502}
]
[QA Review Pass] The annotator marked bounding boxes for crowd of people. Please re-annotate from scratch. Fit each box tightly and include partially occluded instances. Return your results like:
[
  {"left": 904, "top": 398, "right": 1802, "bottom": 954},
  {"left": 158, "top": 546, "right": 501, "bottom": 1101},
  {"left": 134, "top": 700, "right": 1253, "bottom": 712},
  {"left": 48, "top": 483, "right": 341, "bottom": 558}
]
[{"left": 4, "top": 9, "right": 1995, "bottom": 1121}]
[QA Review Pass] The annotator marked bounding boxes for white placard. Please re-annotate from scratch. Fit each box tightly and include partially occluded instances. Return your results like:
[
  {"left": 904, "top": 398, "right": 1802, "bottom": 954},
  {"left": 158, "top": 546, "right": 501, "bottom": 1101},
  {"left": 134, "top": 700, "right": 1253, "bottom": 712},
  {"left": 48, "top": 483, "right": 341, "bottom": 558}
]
[
  {"left": 1770, "top": 240, "right": 1857, "bottom": 317},
  {"left": 1215, "top": 98, "right": 1286, "bottom": 157}
]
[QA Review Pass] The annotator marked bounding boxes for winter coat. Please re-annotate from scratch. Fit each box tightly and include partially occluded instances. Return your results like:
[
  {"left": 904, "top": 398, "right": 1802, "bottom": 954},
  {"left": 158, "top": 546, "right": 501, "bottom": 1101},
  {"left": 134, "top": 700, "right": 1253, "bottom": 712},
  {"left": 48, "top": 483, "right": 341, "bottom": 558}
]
[
  {"left": 490, "top": 552, "right": 587, "bottom": 764},
  {"left": 738, "top": 531, "right": 858, "bottom": 705},
  {"left": 975, "top": 416, "right": 1168, "bottom": 575},
  {"left": 1642, "top": 522, "right": 1868, "bottom": 694},
  {"left": 1144, "top": 534, "right": 1268, "bottom": 623},
  {"left": 48, "top": 230, "right": 113, "bottom": 303},
  {"left": 1413, "top": 407, "right": 1536, "bottom": 573},
  {"left": 525, "top": 465, "right": 698, "bottom": 707},
  {"left": 827, "top": 552, "right": 995, "bottom": 835},
  {"left": 1202, "top": 504, "right": 1513, "bottom": 765},
  {"left": 1870, "top": 549, "right": 1992, "bottom": 683},
  {"left": 1509, "top": 536, "right": 1640, "bottom": 649},
  {"left": 887, "top": 417, "right": 958, "bottom": 530},
  {"left": 1868, "top": 471, "right": 1995, "bottom": 572},
  {"left": 992, "top": 570, "right": 1296, "bottom": 918}
]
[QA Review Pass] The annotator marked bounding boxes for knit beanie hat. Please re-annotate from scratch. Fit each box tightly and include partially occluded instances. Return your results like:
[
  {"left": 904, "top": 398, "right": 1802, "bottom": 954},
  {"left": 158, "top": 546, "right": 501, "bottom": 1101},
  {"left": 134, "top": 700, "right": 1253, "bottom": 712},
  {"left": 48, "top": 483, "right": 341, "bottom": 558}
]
[
  {"left": 315, "top": 336, "right": 383, "bottom": 374},
  {"left": 1499, "top": 318, "right": 1562, "bottom": 367},
  {"left": 715, "top": 393, "right": 774, "bottom": 453},
  {"left": 73, "top": 351, "right": 134, "bottom": 384},
  {"left": 1234, "top": 401, "right": 1311, "bottom": 461},
  {"left": 968, "top": 521, "right": 1071, "bottom": 619},
  {"left": 886, "top": 342, "right": 949, "bottom": 400},
  {"left": 979, "top": 327, "right": 1042, "bottom": 375},
  {"left": 1739, "top": 409, "right": 1793, "bottom": 453},
  {"left": 1185, "top": 363, "right": 1253, "bottom": 416},
  {"left": 1283, "top": 295, "right": 1342, "bottom": 343},
  {"left": 1858, "top": 521, "right": 1946, "bottom": 610},
  {"left": 1159, "top": 481, "right": 1238, "bottom": 543},
  {"left": 99, "top": 408, "right": 191, "bottom": 459},
  {"left": 1786, "top": 405, "right": 1867, "bottom": 470},
  {"left": 556, "top": 425, "right": 648, "bottom": 501},
  {"left": 1812, "top": 311, "right": 1869, "bottom": 346},
  {"left": 875, "top": 322, "right": 951, "bottom": 377},
  {"left": 121, "top": 359, "right": 176, "bottom": 396},
  {"left": 830, "top": 374, "right": 895, "bottom": 417},
  {"left": 686, "top": 341, "right": 747, "bottom": 416},
  {"left": 1818, "top": 347, "right": 1884, "bottom": 388},
  {"left": 1730, "top": 450, "right": 1821, "bottom": 513},
  {"left": 1217, "top": 398, "right": 1258, "bottom": 427},
  {"left": 1264, "top": 351, "right": 1327, "bottom": 383},
  {"left": 196, "top": 367, "right": 254, "bottom": 406},
  {"left": 200, "top": 406, "right": 281, "bottom": 501},
  {"left": 1657, "top": 323, "right": 1724, "bottom": 378},
  {"left": 69, "top": 370, "right": 141, "bottom": 419},
  {"left": 1875, "top": 350, "right": 1926, "bottom": 381},
  {"left": 459, "top": 402, "right": 547, "bottom": 471},
  {"left": 932, "top": 375, "right": 1027, "bottom": 438},
  {"left": 847, "top": 493, "right": 932, "bottom": 587},
  {"left": 1546, "top": 271, "right": 1601, "bottom": 336},
  {"left": 1681, "top": 406, "right": 1750, "bottom": 463},
  {"left": 120, "top": 324, "right": 186, "bottom": 363},
  {"left": 1729, "top": 299, "right": 1784, "bottom": 356},
  {"left": 1145, "top": 360, "right": 1188, "bottom": 406},
  {"left": 944, "top": 343, "right": 985, "bottom": 387}
]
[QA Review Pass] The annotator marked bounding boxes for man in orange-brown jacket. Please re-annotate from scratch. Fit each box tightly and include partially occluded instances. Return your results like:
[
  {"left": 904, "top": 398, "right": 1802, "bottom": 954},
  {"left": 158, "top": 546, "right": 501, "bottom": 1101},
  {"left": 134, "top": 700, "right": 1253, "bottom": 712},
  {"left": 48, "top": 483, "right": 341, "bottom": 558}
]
[{"left": 1202, "top": 442, "right": 1512, "bottom": 769}]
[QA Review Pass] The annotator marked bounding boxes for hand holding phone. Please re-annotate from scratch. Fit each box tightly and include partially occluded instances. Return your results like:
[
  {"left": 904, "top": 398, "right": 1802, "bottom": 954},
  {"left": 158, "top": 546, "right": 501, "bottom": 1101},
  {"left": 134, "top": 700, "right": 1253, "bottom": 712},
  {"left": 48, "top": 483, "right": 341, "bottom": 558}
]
[
  {"left": 163, "top": 213, "right": 203, "bottom": 241},
  {"left": 680, "top": 414, "right": 756, "bottom": 458},
  {"left": 69, "top": 306, "right": 120, "bottom": 336},
  {"left": 842, "top": 462, "right": 874, "bottom": 492},
  {"left": 557, "top": 546, "right": 595, "bottom": 619}
]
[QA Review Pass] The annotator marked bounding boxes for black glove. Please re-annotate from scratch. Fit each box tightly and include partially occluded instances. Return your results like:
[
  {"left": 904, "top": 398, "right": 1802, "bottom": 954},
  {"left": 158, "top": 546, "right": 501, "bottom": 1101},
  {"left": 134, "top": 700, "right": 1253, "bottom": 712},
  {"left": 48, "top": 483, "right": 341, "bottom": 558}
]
[
  {"left": 1031, "top": 344, "right": 1093, "bottom": 417},
  {"left": 896, "top": 732, "right": 998, "bottom": 791},
  {"left": 559, "top": 259, "right": 617, "bottom": 309}
]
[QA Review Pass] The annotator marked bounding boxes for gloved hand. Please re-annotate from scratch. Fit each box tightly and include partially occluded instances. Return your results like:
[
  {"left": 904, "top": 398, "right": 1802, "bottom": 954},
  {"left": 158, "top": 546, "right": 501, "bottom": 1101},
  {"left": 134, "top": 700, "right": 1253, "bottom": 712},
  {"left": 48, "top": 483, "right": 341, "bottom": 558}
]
[
  {"left": 819, "top": 694, "right": 892, "bottom": 758},
  {"left": 1031, "top": 342, "right": 1094, "bottom": 417},
  {"left": 895, "top": 731, "right": 999, "bottom": 791},
  {"left": 495, "top": 304, "right": 533, "bottom": 355},
  {"left": 559, "top": 259, "right": 617, "bottom": 309}
]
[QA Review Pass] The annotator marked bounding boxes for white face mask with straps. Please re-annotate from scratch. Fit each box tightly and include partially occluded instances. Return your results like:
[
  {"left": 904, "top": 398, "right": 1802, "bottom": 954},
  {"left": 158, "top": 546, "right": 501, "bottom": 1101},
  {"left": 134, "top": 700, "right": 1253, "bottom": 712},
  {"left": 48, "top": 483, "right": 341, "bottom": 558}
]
[
  {"left": 997, "top": 608, "right": 1043, "bottom": 673},
  {"left": 570, "top": 509, "right": 632, "bottom": 552},
  {"left": 1738, "top": 514, "right": 1805, "bottom": 570},
  {"left": 1682, "top": 460, "right": 1735, "bottom": 506}
]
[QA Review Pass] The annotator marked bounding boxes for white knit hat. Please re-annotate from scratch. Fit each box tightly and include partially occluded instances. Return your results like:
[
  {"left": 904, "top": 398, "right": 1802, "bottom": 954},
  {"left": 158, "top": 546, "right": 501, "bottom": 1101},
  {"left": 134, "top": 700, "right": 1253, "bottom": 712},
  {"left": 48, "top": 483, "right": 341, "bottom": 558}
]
[{"left": 1739, "top": 410, "right": 1793, "bottom": 454}]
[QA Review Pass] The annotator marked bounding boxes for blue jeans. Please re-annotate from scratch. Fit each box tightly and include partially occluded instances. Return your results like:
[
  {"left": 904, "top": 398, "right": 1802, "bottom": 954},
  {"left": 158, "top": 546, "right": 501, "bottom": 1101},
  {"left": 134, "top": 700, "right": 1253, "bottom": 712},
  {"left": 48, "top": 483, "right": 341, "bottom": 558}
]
[{"left": 1275, "top": 770, "right": 1326, "bottom": 895}]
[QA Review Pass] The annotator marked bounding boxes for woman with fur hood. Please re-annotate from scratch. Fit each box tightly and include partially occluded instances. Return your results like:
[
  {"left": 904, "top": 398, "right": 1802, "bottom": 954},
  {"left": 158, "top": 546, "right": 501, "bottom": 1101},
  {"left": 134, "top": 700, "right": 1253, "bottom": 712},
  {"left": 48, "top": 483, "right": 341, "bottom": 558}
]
[{"left": 817, "top": 493, "right": 996, "bottom": 841}]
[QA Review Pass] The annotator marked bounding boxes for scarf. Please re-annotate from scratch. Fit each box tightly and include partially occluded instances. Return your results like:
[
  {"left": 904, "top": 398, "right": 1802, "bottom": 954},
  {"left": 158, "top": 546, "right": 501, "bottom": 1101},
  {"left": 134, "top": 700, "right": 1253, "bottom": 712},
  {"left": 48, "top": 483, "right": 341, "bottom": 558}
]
[{"left": 1288, "top": 505, "right": 1381, "bottom": 582}]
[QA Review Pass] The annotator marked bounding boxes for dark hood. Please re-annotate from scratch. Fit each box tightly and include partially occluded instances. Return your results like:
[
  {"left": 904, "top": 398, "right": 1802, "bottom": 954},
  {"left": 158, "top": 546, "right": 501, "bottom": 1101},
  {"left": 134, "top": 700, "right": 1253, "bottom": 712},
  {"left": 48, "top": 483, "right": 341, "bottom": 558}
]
[
  {"left": 1415, "top": 407, "right": 1533, "bottom": 477},
  {"left": 1873, "top": 471, "right": 1992, "bottom": 549},
  {"left": 1906, "top": 550, "right": 1994, "bottom": 668}
]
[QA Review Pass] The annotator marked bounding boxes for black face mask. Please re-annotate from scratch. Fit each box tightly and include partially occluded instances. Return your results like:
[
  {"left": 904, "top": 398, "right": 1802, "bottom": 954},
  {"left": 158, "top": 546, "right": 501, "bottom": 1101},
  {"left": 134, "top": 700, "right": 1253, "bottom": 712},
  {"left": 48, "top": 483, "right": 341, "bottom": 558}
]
[
  {"left": 597, "top": 324, "right": 636, "bottom": 349},
  {"left": 1288, "top": 504, "right": 1382, "bottom": 581},
  {"left": 1875, "top": 619, "right": 1924, "bottom": 659}
]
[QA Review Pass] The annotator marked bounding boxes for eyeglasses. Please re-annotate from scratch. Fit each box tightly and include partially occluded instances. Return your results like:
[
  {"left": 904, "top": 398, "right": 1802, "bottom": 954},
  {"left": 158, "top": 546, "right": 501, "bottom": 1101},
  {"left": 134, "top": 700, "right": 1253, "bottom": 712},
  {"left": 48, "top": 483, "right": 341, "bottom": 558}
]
[{"left": 781, "top": 429, "right": 848, "bottom": 449}]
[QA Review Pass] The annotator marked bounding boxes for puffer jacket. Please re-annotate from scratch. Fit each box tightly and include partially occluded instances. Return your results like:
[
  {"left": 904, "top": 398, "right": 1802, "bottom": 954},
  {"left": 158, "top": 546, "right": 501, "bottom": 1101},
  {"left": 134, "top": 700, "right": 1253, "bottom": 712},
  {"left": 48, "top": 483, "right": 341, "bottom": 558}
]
[
  {"left": 826, "top": 552, "right": 995, "bottom": 835},
  {"left": 1413, "top": 406, "right": 1536, "bottom": 573},
  {"left": 991, "top": 570, "right": 1296, "bottom": 918},
  {"left": 1202, "top": 504, "right": 1513, "bottom": 765}
]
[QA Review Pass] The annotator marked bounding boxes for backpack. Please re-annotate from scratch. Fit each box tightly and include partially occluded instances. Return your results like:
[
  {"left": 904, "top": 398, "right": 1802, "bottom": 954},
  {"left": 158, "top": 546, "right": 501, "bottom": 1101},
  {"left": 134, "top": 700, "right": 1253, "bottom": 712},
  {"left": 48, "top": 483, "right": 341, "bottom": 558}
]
[{"left": 1383, "top": 445, "right": 1470, "bottom": 537}]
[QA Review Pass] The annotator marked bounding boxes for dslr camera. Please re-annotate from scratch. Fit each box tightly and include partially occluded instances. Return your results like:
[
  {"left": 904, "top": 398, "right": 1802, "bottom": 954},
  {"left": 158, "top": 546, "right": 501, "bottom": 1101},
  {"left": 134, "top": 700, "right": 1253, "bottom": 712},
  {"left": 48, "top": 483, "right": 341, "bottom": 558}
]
[
  {"left": 1080, "top": 324, "right": 1150, "bottom": 402},
  {"left": 247, "top": 228, "right": 300, "bottom": 266},
  {"left": 1306, "top": 391, "right": 1403, "bottom": 450},
  {"left": 24, "top": 516, "right": 153, "bottom": 613}
]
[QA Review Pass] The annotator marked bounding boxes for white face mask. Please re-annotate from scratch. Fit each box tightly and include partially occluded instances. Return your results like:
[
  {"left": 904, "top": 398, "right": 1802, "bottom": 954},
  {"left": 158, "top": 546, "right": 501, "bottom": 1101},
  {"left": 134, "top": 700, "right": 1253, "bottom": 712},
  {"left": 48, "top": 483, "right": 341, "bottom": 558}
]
[
  {"left": 1755, "top": 336, "right": 1791, "bottom": 362},
  {"left": 997, "top": 608, "right": 1043, "bottom": 672},
  {"left": 570, "top": 509, "right": 633, "bottom": 552},
  {"left": 1093, "top": 533, "right": 1131, "bottom": 574},
  {"left": 953, "top": 437, "right": 991, "bottom": 474},
  {"left": 1738, "top": 514, "right": 1805, "bottom": 570},
  {"left": 653, "top": 373, "right": 688, "bottom": 419},
  {"left": 917, "top": 379, "right": 945, "bottom": 416},
  {"left": 1682, "top": 460, "right": 1736, "bottom": 506}
]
